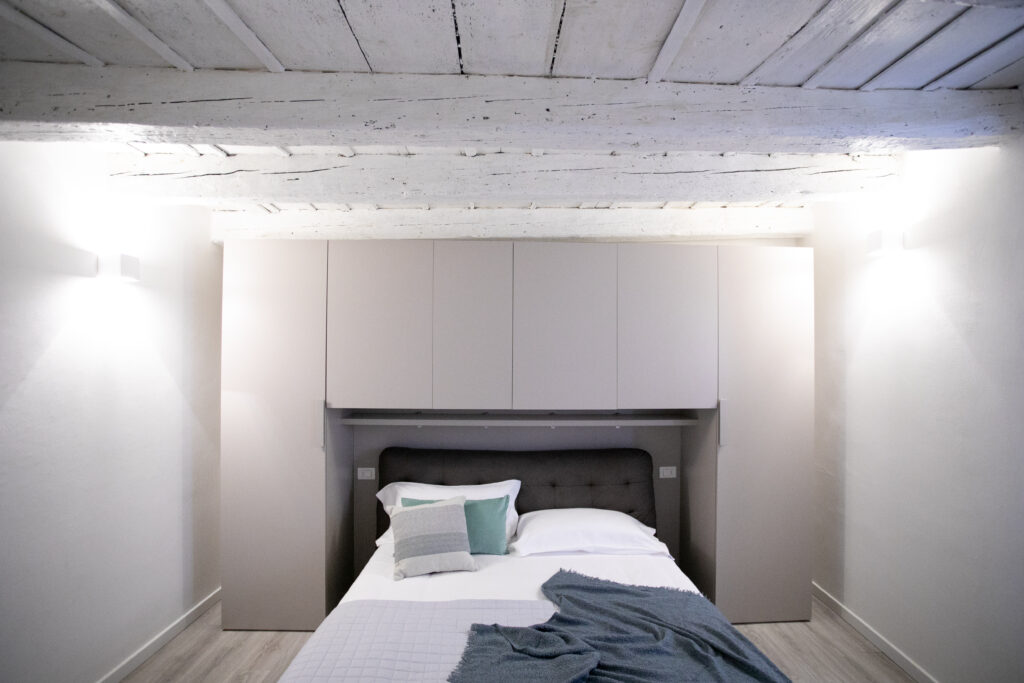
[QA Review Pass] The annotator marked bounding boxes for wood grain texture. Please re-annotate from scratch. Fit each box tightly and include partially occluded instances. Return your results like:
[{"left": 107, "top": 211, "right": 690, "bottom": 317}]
[
  {"left": 2, "top": 63, "right": 1021, "bottom": 153},
  {"left": 805, "top": 0, "right": 964, "bottom": 89},
  {"left": 863, "top": 5, "right": 1024, "bottom": 89},
  {"left": 100, "top": 151, "right": 898, "bottom": 206},
  {"left": 665, "top": 0, "right": 828, "bottom": 84},
  {"left": 736, "top": 599, "right": 916, "bottom": 683},
  {"left": 4, "top": 0, "right": 164, "bottom": 66},
  {"left": 926, "top": 25, "right": 1024, "bottom": 88},
  {"left": 116, "top": 0, "right": 262, "bottom": 69},
  {"left": 455, "top": 0, "right": 561, "bottom": 75},
  {"left": 553, "top": 0, "right": 685, "bottom": 78},
  {"left": 122, "top": 603, "right": 310, "bottom": 683},
  {"left": 0, "top": 1, "right": 103, "bottom": 66},
  {"left": 743, "top": 0, "right": 899, "bottom": 86},
  {"left": 340, "top": 0, "right": 459, "bottom": 73},
  {"left": 210, "top": 206, "right": 814, "bottom": 241},
  {"left": 972, "top": 53, "right": 1024, "bottom": 86},
  {"left": 222, "top": 0, "right": 368, "bottom": 72}
]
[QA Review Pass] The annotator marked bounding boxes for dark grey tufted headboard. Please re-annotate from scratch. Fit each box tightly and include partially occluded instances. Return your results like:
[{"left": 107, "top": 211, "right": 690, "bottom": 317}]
[{"left": 376, "top": 447, "right": 656, "bottom": 537}]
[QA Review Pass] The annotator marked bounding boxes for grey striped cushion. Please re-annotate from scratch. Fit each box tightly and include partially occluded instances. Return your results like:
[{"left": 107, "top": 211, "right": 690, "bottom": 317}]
[{"left": 391, "top": 496, "right": 476, "bottom": 579}]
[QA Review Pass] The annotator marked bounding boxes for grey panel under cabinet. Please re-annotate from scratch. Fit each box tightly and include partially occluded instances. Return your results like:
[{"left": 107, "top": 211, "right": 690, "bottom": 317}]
[
  {"left": 717, "top": 246, "right": 814, "bottom": 623},
  {"left": 221, "top": 240, "right": 328, "bottom": 630}
]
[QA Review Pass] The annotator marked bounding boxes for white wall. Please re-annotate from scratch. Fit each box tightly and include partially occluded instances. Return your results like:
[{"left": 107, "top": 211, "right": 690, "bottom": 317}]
[
  {"left": 813, "top": 140, "right": 1024, "bottom": 682},
  {"left": 0, "top": 142, "right": 222, "bottom": 683}
]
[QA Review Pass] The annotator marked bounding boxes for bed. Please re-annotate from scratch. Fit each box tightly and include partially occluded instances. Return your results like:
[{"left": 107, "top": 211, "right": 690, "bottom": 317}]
[{"left": 280, "top": 447, "right": 787, "bottom": 682}]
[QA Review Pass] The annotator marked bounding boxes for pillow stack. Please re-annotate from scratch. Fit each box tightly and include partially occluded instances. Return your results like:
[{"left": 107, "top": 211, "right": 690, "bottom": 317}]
[{"left": 389, "top": 497, "right": 475, "bottom": 580}]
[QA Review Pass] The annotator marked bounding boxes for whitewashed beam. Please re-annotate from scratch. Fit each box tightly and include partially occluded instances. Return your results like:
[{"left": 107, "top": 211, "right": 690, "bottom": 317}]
[
  {"left": 0, "top": 1, "right": 103, "bottom": 67},
  {"left": 92, "top": 0, "right": 193, "bottom": 71},
  {"left": 1, "top": 63, "right": 1022, "bottom": 153},
  {"left": 647, "top": 0, "right": 708, "bottom": 83},
  {"left": 925, "top": 26, "right": 1024, "bottom": 89},
  {"left": 929, "top": 1, "right": 1024, "bottom": 7},
  {"left": 202, "top": 0, "right": 284, "bottom": 73},
  {"left": 101, "top": 151, "right": 898, "bottom": 205},
  {"left": 211, "top": 207, "right": 813, "bottom": 241}
]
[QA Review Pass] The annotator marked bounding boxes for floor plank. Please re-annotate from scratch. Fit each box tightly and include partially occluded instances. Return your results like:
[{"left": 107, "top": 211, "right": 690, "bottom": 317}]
[
  {"left": 736, "top": 599, "right": 916, "bottom": 683},
  {"left": 126, "top": 597, "right": 913, "bottom": 682},
  {"left": 123, "top": 603, "right": 310, "bottom": 683}
]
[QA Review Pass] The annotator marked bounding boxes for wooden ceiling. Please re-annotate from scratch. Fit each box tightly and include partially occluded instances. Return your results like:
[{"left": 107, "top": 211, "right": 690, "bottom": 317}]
[{"left": 1, "top": 0, "right": 1023, "bottom": 240}]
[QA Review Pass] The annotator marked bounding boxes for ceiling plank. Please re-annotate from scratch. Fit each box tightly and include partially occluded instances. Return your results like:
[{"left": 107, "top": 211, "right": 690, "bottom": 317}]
[
  {"left": 454, "top": 0, "right": 561, "bottom": 76},
  {"left": 862, "top": 5, "right": 1024, "bottom": 89},
  {"left": 1, "top": 63, "right": 1021, "bottom": 153},
  {"left": 339, "top": 0, "right": 460, "bottom": 73},
  {"left": 211, "top": 206, "right": 814, "bottom": 241},
  {"left": 647, "top": 0, "right": 708, "bottom": 84},
  {"left": 663, "top": 0, "right": 827, "bottom": 84},
  {"left": 99, "top": 150, "right": 898, "bottom": 205},
  {"left": 925, "top": 25, "right": 1024, "bottom": 88},
  {"left": 928, "top": 0, "right": 1024, "bottom": 7},
  {"left": 740, "top": 0, "right": 898, "bottom": 87},
  {"left": 553, "top": 0, "right": 685, "bottom": 79},
  {"left": 971, "top": 53, "right": 1024, "bottom": 87},
  {"left": 804, "top": 0, "right": 963, "bottom": 89},
  {"left": 0, "top": 1, "right": 103, "bottom": 66},
  {"left": 92, "top": 0, "right": 193, "bottom": 71},
  {"left": 201, "top": 0, "right": 283, "bottom": 72}
]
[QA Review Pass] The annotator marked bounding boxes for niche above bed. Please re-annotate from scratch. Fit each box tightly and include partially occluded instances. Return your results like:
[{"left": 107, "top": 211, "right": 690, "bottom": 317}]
[{"left": 337, "top": 409, "right": 699, "bottom": 428}]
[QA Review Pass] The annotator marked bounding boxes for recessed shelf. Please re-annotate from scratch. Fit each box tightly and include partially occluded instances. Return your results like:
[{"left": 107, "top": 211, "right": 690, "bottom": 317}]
[{"left": 334, "top": 409, "right": 699, "bottom": 428}]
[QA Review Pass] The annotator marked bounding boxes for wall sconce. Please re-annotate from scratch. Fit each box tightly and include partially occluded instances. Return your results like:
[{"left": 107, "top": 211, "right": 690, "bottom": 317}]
[
  {"left": 119, "top": 254, "right": 141, "bottom": 282},
  {"left": 96, "top": 253, "right": 141, "bottom": 281}
]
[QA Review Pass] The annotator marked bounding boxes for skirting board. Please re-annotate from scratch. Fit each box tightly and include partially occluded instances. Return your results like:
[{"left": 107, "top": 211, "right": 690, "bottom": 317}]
[
  {"left": 95, "top": 587, "right": 222, "bottom": 683},
  {"left": 811, "top": 582, "right": 938, "bottom": 683}
]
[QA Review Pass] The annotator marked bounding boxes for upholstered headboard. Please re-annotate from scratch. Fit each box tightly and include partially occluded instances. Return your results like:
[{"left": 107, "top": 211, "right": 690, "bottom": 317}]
[{"left": 375, "top": 446, "right": 656, "bottom": 537}]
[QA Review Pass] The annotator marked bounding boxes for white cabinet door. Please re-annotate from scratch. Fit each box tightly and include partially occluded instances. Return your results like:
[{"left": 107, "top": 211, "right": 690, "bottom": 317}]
[
  {"left": 434, "top": 241, "right": 513, "bottom": 409},
  {"left": 327, "top": 241, "right": 433, "bottom": 408},
  {"left": 221, "top": 240, "right": 327, "bottom": 630},
  {"left": 717, "top": 246, "right": 814, "bottom": 623},
  {"left": 618, "top": 244, "right": 718, "bottom": 409},
  {"left": 513, "top": 242, "right": 617, "bottom": 409}
]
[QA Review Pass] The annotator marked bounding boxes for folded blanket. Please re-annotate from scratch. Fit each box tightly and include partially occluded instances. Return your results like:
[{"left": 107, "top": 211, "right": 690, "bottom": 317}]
[{"left": 449, "top": 570, "right": 790, "bottom": 683}]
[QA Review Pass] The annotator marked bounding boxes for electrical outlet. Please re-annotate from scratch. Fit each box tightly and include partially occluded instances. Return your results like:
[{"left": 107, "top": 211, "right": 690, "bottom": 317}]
[
  {"left": 357, "top": 467, "right": 376, "bottom": 481},
  {"left": 658, "top": 466, "right": 677, "bottom": 479}
]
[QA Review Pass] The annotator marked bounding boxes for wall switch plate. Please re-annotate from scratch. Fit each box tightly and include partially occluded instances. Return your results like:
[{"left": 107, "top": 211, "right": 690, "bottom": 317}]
[
  {"left": 658, "top": 466, "right": 677, "bottom": 479},
  {"left": 357, "top": 467, "right": 376, "bottom": 481}
]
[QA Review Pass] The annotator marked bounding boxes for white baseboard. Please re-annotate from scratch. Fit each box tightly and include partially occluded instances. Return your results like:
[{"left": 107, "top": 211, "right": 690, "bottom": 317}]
[
  {"left": 811, "top": 582, "right": 938, "bottom": 683},
  {"left": 96, "top": 587, "right": 221, "bottom": 683}
]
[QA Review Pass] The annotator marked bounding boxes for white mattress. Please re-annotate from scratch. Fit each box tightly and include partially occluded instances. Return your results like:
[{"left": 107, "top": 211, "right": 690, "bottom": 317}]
[{"left": 343, "top": 541, "right": 700, "bottom": 603}]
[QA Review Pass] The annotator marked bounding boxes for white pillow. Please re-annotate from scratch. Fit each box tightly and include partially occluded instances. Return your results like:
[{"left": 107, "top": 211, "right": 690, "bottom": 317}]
[
  {"left": 376, "top": 479, "right": 521, "bottom": 543},
  {"left": 508, "top": 508, "right": 672, "bottom": 557}
]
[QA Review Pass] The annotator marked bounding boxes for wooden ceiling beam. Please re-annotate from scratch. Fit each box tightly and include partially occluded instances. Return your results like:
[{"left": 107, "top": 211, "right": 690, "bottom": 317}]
[
  {"left": 98, "top": 149, "right": 897, "bottom": 206},
  {"left": 210, "top": 207, "right": 813, "bottom": 241},
  {"left": 0, "top": 62, "right": 1021, "bottom": 154}
]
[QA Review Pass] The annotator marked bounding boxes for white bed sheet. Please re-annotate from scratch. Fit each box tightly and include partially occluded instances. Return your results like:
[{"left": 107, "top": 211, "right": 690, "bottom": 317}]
[{"left": 343, "top": 541, "right": 700, "bottom": 603}]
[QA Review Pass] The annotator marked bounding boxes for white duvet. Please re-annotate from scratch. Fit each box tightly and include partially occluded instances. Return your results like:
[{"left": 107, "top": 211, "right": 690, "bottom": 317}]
[{"left": 343, "top": 541, "right": 700, "bottom": 603}]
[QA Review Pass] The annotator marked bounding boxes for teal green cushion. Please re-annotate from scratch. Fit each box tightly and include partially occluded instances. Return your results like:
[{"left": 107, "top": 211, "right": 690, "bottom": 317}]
[{"left": 402, "top": 495, "right": 509, "bottom": 555}]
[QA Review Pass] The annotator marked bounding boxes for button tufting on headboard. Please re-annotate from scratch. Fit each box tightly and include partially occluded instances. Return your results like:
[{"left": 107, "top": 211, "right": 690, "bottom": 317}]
[{"left": 376, "top": 447, "right": 657, "bottom": 538}]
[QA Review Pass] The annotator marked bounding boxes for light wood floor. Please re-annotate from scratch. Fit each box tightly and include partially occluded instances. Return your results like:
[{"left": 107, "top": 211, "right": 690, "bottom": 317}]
[{"left": 125, "top": 598, "right": 915, "bottom": 683}]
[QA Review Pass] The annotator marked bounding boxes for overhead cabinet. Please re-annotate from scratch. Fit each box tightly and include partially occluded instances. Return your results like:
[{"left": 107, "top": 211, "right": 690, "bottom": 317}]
[
  {"left": 433, "top": 241, "right": 514, "bottom": 409},
  {"left": 617, "top": 244, "right": 718, "bottom": 409},
  {"left": 513, "top": 242, "right": 618, "bottom": 409},
  {"left": 327, "top": 240, "right": 433, "bottom": 409}
]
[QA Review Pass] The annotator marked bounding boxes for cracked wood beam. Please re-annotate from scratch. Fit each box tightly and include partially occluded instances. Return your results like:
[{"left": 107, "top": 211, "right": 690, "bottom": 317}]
[
  {"left": 1, "top": 63, "right": 1021, "bottom": 154},
  {"left": 100, "top": 150, "right": 898, "bottom": 205},
  {"left": 210, "top": 207, "right": 814, "bottom": 241}
]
